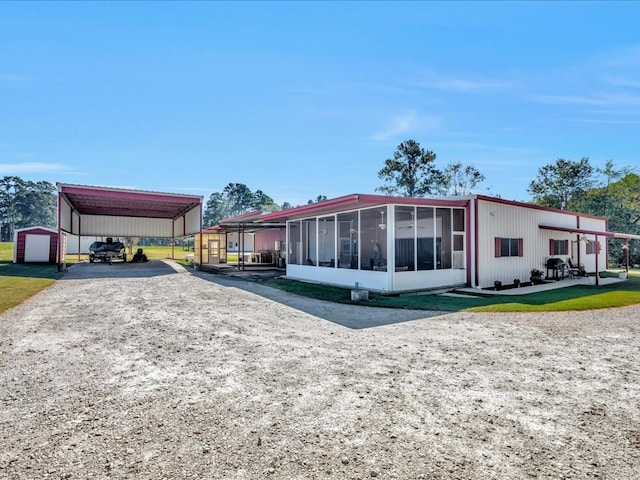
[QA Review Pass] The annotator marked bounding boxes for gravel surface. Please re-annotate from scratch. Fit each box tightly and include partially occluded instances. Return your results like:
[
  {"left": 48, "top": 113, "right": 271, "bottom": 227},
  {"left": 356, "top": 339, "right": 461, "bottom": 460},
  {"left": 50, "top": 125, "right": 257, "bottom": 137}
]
[{"left": 1, "top": 260, "right": 639, "bottom": 479}]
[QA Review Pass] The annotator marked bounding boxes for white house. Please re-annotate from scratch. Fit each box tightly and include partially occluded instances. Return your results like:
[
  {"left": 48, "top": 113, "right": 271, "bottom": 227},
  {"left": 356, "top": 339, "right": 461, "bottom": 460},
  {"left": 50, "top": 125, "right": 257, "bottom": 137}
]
[{"left": 244, "top": 193, "right": 614, "bottom": 293}]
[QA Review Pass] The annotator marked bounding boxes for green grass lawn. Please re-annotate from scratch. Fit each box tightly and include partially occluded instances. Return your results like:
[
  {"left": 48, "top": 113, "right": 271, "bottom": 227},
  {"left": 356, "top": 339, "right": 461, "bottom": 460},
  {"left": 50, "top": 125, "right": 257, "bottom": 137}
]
[
  {"left": 262, "top": 271, "right": 640, "bottom": 313},
  {"left": 2, "top": 241, "right": 639, "bottom": 315},
  {"left": 64, "top": 245, "right": 192, "bottom": 265},
  {"left": 0, "top": 242, "right": 59, "bottom": 313}
]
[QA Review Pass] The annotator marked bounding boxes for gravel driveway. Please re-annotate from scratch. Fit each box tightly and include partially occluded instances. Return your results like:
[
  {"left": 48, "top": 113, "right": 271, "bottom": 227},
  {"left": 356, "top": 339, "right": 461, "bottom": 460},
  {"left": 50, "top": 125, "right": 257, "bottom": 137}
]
[{"left": 1, "top": 260, "right": 639, "bottom": 479}]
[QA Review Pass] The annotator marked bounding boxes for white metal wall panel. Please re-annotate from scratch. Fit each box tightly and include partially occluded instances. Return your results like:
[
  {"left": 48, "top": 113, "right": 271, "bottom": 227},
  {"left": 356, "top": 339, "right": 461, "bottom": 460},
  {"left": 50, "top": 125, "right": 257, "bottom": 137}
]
[
  {"left": 286, "top": 265, "right": 390, "bottom": 292},
  {"left": 184, "top": 206, "right": 201, "bottom": 236},
  {"left": 476, "top": 199, "right": 542, "bottom": 286},
  {"left": 392, "top": 269, "right": 466, "bottom": 291},
  {"left": 59, "top": 196, "right": 73, "bottom": 233},
  {"left": 79, "top": 215, "right": 174, "bottom": 237},
  {"left": 476, "top": 199, "right": 608, "bottom": 287},
  {"left": 65, "top": 235, "right": 105, "bottom": 254}
]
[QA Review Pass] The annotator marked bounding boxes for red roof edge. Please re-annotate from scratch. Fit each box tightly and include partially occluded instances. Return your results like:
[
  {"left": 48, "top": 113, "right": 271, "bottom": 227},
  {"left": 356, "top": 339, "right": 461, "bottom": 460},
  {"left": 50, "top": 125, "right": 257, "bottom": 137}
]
[
  {"left": 219, "top": 210, "right": 265, "bottom": 224},
  {"left": 259, "top": 194, "right": 363, "bottom": 221},
  {"left": 476, "top": 195, "right": 607, "bottom": 221},
  {"left": 258, "top": 193, "right": 470, "bottom": 222}
]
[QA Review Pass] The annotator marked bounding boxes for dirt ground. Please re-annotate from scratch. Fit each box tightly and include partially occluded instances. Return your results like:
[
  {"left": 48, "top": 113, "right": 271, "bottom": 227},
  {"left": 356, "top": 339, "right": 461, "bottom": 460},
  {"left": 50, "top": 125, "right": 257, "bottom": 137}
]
[{"left": 1, "top": 260, "right": 639, "bottom": 479}]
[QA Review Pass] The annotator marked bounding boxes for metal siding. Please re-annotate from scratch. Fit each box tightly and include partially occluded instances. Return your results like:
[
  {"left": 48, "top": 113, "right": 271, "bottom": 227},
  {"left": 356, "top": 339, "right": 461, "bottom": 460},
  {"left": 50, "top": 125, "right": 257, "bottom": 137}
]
[
  {"left": 286, "top": 265, "right": 389, "bottom": 292},
  {"left": 254, "top": 229, "right": 286, "bottom": 252},
  {"left": 184, "top": 208, "right": 201, "bottom": 236},
  {"left": 476, "top": 199, "right": 608, "bottom": 287},
  {"left": 80, "top": 215, "right": 173, "bottom": 237},
  {"left": 59, "top": 196, "right": 74, "bottom": 233},
  {"left": 477, "top": 200, "right": 540, "bottom": 286}
]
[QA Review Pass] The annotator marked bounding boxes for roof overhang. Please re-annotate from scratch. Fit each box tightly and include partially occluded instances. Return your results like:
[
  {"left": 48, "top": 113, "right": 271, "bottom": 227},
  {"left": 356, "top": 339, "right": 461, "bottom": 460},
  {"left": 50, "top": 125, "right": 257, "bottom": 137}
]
[
  {"left": 539, "top": 224, "right": 640, "bottom": 240},
  {"left": 260, "top": 194, "right": 470, "bottom": 223},
  {"left": 58, "top": 183, "right": 202, "bottom": 219},
  {"left": 57, "top": 183, "right": 203, "bottom": 238}
]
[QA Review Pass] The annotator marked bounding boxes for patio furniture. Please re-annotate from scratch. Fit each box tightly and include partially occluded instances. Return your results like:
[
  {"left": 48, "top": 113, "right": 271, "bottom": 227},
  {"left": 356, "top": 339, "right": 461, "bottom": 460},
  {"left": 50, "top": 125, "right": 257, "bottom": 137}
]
[
  {"left": 546, "top": 258, "right": 567, "bottom": 280},
  {"left": 566, "top": 258, "right": 586, "bottom": 278}
]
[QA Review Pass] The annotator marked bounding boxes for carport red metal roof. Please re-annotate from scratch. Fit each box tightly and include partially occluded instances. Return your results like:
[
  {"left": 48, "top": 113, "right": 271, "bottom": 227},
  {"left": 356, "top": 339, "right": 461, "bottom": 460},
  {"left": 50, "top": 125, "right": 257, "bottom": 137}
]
[
  {"left": 57, "top": 183, "right": 203, "bottom": 242},
  {"left": 58, "top": 183, "right": 202, "bottom": 220}
]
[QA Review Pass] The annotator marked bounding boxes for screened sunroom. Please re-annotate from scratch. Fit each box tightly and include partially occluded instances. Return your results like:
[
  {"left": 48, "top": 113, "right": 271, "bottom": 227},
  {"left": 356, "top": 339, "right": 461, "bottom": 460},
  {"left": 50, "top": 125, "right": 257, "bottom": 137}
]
[{"left": 284, "top": 200, "right": 470, "bottom": 293}]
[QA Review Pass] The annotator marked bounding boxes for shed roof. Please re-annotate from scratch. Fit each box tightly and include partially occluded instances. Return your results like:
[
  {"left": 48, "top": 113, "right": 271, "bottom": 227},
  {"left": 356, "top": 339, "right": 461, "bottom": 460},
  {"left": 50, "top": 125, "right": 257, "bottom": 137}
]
[{"left": 57, "top": 183, "right": 202, "bottom": 220}]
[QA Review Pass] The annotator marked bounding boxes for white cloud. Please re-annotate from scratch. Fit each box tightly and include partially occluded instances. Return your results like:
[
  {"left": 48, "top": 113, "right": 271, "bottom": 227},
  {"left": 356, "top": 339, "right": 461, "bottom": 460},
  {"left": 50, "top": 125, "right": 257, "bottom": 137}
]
[
  {"left": 412, "top": 71, "right": 516, "bottom": 93},
  {"left": 531, "top": 92, "right": 640, "bottom": 108},
  {"left": 0, "top": 162, "right": 66, "bottom": 174},
  {"left": 371, "top": 113, "right": 441, "bottom": 141},
  {"left": 603, "top": 76, "right": 640, "bottom": 88},
  {"left": 0, "top": 73, "right": 33, "bottom": 82}
]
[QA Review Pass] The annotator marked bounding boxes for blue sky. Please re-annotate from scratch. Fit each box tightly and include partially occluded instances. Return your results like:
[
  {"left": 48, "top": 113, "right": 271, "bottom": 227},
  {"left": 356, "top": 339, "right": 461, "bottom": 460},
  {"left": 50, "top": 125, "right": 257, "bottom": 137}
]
[{"left": 1, "top": 1, "right": 639, "bottom": 207}]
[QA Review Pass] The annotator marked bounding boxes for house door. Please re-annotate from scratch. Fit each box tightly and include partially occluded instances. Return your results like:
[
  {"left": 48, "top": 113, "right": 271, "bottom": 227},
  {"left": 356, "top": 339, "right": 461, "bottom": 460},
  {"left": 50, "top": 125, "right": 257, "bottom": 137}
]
[{"left": 209, "top": 240, "right": 220, "bottom": 264}]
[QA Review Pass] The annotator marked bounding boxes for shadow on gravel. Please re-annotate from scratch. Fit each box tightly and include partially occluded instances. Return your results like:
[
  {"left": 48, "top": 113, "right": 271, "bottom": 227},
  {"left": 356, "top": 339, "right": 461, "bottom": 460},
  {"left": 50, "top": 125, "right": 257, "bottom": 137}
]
[
  {"left": 0, "top": 260, "right": 60, "bottom": 279},
  {"left": 59, "top": 260, "right": 182, "bottom": 280},
  {"left": 190, "top": 269, "right": 444, "bottom": 330}
]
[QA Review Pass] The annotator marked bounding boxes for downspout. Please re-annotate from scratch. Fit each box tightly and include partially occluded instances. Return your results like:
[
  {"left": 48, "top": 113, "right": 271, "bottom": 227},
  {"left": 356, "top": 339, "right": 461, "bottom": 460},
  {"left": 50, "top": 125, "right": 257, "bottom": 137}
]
[
  {"left": 465, "top": 199, "right": 472, "bottom": 287},
  {"left": 576, "top": 216, "right": 581, "bottom": 269},
  {"left": 199, "top": 203, "right": 203, "bottom": 266},
  {"left": 387, "top": 206, "right": 393, "bottom": 293},
  {"left": 57, "top": 192, "right": 62, "bottom": 271},
  {"left": 474, "top": 198, "right": 480, "bottom": 288}
]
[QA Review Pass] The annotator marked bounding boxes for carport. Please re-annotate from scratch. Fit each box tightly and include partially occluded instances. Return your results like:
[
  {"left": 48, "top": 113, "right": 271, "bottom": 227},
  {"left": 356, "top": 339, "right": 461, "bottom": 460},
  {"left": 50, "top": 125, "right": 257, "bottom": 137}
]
[{"left": 57, "top": 183, "right": 202, "bottom": 269}]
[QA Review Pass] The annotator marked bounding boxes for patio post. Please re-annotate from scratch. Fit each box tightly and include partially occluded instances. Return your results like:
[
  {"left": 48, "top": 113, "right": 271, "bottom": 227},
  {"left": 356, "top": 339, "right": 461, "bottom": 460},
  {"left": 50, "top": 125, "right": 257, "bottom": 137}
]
[
  {"left": 595, "top": 234, "right": 599, "bottom": 286},
  {"left": 623, "top": 239, "right": 630, "bottom": 273}
]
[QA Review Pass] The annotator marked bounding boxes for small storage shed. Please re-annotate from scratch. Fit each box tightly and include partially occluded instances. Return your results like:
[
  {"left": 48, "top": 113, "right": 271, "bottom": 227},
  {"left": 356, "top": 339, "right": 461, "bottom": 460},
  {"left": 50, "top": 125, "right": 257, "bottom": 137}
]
[{"left": 13, "top": 226, "right": 59, "bottom": 264}]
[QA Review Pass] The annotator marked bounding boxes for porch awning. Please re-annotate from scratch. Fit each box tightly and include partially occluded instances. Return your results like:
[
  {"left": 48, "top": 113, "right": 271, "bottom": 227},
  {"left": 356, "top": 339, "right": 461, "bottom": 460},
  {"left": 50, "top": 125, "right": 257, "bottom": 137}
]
[{"left": 538, "top": 224, "right": 640, "bottom": 240}]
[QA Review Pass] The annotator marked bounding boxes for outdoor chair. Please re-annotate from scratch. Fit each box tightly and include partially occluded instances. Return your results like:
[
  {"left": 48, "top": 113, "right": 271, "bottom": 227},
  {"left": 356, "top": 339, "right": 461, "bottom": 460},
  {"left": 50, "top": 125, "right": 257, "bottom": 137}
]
[{"left": 566, "top": 258, "right": 585, "bottom": 278}]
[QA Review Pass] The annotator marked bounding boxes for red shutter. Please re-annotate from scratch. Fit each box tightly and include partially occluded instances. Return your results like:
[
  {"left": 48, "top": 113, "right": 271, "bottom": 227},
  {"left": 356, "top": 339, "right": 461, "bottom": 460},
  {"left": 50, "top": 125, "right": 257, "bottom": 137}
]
[
  {"left": 564, "top": 240, "right": 569, "bottom": 255},
  {"left": 518, "top": 238, "right": 524, "bottom": 257},
  {"left": 495, "top": 237, "right": 501, "bottom": 257},
  {"left": 549, "top": 239, "right": 555, "bottom": 255}
]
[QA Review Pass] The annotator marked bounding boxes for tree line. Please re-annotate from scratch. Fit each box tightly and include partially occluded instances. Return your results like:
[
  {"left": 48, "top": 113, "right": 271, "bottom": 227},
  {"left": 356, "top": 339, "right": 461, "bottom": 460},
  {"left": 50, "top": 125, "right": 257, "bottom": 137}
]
[
  {"left": 1, "top": 140, "right": 638, "bottom": 266},
  {"left": 0, "top": 177, "right": 57, "bottom": 242}
]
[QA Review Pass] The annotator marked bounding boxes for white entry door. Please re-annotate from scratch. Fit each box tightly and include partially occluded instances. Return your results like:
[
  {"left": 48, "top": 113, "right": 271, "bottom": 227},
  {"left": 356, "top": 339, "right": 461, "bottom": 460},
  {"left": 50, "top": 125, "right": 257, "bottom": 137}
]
[
  {"left": 25, "top": 234, "right": 51, "bottom": 262},
  {"left": 209, "top": 240, "right": 220, "bottom": 264}
]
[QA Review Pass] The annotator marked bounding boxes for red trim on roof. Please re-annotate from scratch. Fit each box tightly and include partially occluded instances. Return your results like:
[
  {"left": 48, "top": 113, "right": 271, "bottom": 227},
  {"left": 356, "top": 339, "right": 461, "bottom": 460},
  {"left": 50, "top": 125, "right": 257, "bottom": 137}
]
[
  {"left": 57, "top": 183, "right": 202, "bottom": 220},
  {"left": 476, "top": 195, "right": 607, "bottom": 221},
  {"left": 58, "top": 184, "right": 201, "bottom": 203},
  {"left": 219, "top": 210, "right": 265, "bottom": 223},
  {"left": 258, "top": 193, "right": 469, "bottom": 223}
]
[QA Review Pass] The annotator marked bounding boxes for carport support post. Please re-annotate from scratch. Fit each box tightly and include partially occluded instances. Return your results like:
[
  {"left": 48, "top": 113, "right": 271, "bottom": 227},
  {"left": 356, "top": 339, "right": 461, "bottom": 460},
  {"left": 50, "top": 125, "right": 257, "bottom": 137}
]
[
  {"left": 172, "top": 222, "right": 175, "bottom": 260},
  {"left": 241, "top": 224, "right": 245, "bottom": 271},
  {"left": 76, "top": 234, "right": 81, "bottom": 261}
]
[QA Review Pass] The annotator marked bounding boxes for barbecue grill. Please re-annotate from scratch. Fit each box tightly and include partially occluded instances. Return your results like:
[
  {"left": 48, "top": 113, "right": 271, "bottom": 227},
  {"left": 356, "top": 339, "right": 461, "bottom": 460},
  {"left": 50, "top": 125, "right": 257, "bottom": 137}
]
[{"left": 546, "top": 258, "right": 566, "bottom": 280}]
